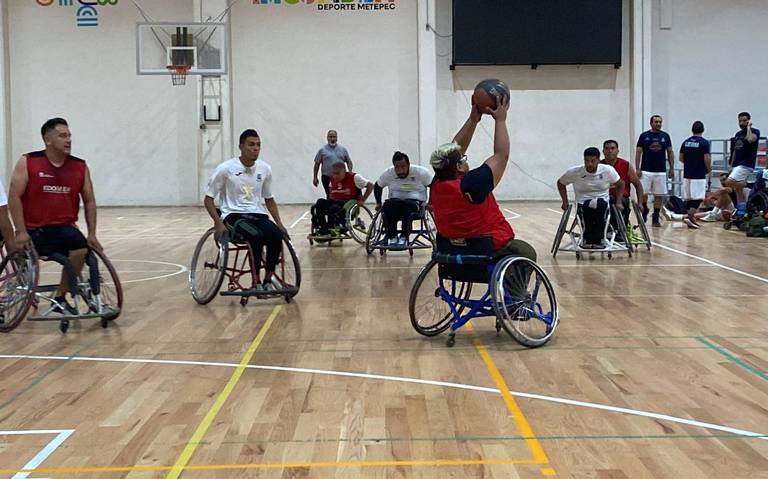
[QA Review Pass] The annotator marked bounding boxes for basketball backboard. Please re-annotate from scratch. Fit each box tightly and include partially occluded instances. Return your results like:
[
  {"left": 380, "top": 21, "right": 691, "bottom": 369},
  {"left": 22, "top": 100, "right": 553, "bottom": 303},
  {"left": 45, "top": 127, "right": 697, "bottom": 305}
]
[{"left": 137, "top": 22, "right": 228, "bottom": 76}]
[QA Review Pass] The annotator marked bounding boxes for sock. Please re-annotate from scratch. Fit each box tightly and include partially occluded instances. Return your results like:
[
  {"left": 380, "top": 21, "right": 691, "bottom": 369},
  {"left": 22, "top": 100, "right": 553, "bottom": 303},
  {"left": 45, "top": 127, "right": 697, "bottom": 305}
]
[{"left": 653, "top": 207, "right": 660, "bottom": 216}]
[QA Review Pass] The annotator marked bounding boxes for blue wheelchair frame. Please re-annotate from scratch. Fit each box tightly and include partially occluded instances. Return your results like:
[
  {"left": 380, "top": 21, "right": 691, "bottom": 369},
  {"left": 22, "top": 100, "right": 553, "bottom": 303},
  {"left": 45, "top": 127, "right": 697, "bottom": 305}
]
[{"left": 411, "top": 244, "right": 558, "bottom": 348}]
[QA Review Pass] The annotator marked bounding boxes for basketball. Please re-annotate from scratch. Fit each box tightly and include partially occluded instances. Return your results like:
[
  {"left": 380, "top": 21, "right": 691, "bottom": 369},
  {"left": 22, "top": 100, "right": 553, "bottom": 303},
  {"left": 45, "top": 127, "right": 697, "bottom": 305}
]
[{"left": 472, "top": 79, "right": 510, "bottom": 112}]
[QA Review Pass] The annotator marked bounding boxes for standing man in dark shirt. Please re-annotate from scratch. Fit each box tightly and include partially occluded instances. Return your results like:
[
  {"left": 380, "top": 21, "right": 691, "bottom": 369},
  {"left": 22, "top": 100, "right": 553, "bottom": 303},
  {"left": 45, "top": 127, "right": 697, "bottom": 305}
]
[
  {"left": 679, "top": 121, "right": 711, "bottom": 229},
  {"left": 312, "top": 130, "right": 353, "bottom": 199},
  {"left": 635, "top": 115, "right": 674, "bottom": 227},
  {"left": 725, "top": 112, "right": 760, "bottom": 218}
]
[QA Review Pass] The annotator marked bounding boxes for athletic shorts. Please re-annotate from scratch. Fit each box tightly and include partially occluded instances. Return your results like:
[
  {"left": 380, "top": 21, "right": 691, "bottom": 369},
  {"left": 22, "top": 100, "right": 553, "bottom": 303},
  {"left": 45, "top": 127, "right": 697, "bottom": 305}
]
[
  {"left": 29, "top": 225, "right": 88, "bottom": 257},
  {"left": 683, "top": 178, "right": 706, "bottom": 200},
  {"left": 640, "top": 171, "right": 667, "bottom": 195},
  {"left": 727, "top": 165, "right": 754, "bottom": 183}
]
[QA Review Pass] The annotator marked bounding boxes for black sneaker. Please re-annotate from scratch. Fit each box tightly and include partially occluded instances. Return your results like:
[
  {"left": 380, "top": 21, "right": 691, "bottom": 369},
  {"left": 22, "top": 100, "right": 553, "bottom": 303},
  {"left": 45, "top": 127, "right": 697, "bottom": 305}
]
[
  {"left": 652, "top": 213, "right": 661, "bottom": 227},
  {"left": 642, "top": 204, "right": 649, "bottom": 222},
  {"left": 52, "top": 297, "right": 78, "bottom": 316}
]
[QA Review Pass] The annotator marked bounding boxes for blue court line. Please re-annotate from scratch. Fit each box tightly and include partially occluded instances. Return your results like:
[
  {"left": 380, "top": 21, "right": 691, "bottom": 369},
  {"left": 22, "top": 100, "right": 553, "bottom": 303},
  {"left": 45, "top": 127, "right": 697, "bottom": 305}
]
[{"left": 696, "top": 337, "right": 768, "bottom": 382}]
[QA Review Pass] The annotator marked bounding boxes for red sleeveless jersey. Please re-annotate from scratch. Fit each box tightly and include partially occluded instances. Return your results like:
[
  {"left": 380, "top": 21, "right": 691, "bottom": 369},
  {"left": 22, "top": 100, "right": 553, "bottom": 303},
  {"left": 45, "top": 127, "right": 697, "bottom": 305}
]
[
  {"left": 22, "top": 151, "right": 86, "bottom": 228},
  {"left": 330, "top": 172, "right": 358, "bottom": 201},
  {"left": 604, "top": 158, "right": 630, "bottom": 198},
  {"left": 430, "top": 178, "right": 514, "bottom": 249}
]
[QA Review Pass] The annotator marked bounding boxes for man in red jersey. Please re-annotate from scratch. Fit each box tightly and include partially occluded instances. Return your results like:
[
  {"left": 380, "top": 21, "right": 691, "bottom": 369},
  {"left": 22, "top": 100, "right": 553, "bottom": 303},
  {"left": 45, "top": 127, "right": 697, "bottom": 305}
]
[
  {"left": 310, "top": 162, "right": 373, "bottom": 236},
  {"left": 601, "top": 139, "right": 643, "bottom": 236},
  {"left": 8, "top": 118, "right": 101, "bottom": 313},
  {"left": 429, "top": 99, "right": 536, "bottom": 261}
]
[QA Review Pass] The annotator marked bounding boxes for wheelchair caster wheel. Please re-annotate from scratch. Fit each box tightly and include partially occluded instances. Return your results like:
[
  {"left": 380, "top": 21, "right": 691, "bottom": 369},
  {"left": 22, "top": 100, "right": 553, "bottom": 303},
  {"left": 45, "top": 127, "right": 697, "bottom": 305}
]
[
  {"left": 379, "top": 249, "right": 385, "bottom": 256},
  {"left": 309, "top": 238, "right": 314, "bottom": 245},
  {"left": 408, "top": 249, "right": 413, "bottom": 257},
  {"left": 495, "top": 320, "right": 502, "bottom": 335},
  {"left": 608, "top": 252, "right": 612, "bottom": 259},
  {"left": 446, "top": 333, "right": 456, "bottom": 348},
  {"left": 240, "top": 297, "right": 248, "bottom": 307},
  {"left": 284, "top": 295, "right": 292, "bottom": 304},
  {"left": 101, "top": 318, "right": 108, "bottom": 329},
  {"left": 575, "top": 252, "right": 581, "bottom": 260},
  {"left": 59, "top": 320, "right": 69, "bottom": 334},
  {"left": 724, "top": 222, "right": 732, "bottom": 230}
]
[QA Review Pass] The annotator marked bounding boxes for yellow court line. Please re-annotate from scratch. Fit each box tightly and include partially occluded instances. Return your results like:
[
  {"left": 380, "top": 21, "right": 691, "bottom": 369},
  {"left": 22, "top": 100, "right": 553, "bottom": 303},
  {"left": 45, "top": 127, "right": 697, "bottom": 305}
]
[
  {"left": 1, "top": 458, "right": 542, "bottom": 475},
  {"left": 467, "top": 323, "right": 551, "bottom": 466},
  {"left": 165, "top": 305, "right": 283, "bottom": 479}
]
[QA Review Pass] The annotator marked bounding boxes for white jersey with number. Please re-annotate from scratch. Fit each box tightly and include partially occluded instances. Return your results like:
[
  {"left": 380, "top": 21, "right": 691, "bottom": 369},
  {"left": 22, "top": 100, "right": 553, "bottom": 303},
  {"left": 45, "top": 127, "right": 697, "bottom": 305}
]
[
  {"left": 376, "top": 165, "right": 432, "bottom": 202},
  {"left": 205, "top": 157, "right": 273, "bottom": 219}
]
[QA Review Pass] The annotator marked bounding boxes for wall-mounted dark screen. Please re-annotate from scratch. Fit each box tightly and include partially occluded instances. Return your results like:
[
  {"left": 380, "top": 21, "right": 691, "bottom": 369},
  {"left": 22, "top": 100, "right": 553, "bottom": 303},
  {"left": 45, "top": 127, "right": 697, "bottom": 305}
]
[{"left": 452, "top": 0, "right": 622, "bottom": 67}]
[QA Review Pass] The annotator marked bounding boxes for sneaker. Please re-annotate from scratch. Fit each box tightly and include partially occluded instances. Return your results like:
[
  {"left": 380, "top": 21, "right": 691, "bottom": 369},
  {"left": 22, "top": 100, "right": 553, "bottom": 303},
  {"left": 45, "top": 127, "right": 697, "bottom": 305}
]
[
  {"left": 397, "top": 237, "right": 408, "bottom": 247},
  {"left": 51, "top": 296, "right": 78, "bottom": 316},
  {"left": 683, "top": 215, "right": 699, "bottom": 229},
  {"left": 652, "top": 213, "right": 661, "bottom": 227},
  {"left": 387, "top": 237, "right": 398, "bottom": 246},
  {"left": 661, "top": 206, "right": 673, "bottom": 221},
  {"left": 261, "top": 280, "right": 278, "bottom": 293},
  {"left": 641, "top": 204, "right": 649, "bottom": 222}
]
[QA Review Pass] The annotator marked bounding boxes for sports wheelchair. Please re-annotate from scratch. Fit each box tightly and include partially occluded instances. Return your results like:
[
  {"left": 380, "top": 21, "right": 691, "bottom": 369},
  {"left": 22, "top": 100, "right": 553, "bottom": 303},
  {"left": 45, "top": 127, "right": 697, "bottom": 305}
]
[
  {"left": 0, "top": 246, "right": 122, "bottom": 334},
  {"left": 365, "top": 203, "right": 436, "bottom": 256},
  {"left": 551, "top": 200, "right": 650, "bottom": 259},
  {"left": 189, "top": 226, "right": 300, "bottom": 306},
  {"left": 307, "top": 200, "right": 373, "bottom": 246},
  {"left": 408, "top": 236, "right": 559, "bottom": 348}
]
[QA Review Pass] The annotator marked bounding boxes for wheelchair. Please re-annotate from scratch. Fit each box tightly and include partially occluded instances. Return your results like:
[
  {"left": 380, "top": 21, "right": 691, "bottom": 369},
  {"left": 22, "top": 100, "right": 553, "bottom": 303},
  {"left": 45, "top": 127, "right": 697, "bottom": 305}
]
[
  {"left": 307, "top": 200, "right": 373, "bottom": 246},
  {"left": 0, "top": 246, "right": 123, "bottom": 334},
  {"left": 551, "top": 200, "right": 640, "bottom": 259},
  {"left": 189, "top": 226, "right": 300, "bottom": 306},
  {"left": 408, "top": 236, "right": 559, "bottom": 348},
  {"left": 364, "top": 203, "right": 436, "bottom": 256}
]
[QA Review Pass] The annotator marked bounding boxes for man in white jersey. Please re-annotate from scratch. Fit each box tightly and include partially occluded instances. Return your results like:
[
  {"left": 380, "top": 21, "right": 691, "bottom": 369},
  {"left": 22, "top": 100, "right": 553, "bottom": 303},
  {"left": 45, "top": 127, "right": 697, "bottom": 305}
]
[
  {"left": 204, "top": 129, "right": 289, "bottom": 291},
  {"left": 557, "top": 147, "right": 625, "bottom": 248},
  {"left": 373, "top": 151, "right": 432, "bottom": 247}
]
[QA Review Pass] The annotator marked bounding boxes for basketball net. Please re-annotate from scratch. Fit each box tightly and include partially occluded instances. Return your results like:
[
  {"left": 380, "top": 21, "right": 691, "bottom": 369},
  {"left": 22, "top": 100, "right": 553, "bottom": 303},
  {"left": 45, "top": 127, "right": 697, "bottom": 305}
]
[{"left": 166, "top": 65, "right": 191, "bottom": 86}]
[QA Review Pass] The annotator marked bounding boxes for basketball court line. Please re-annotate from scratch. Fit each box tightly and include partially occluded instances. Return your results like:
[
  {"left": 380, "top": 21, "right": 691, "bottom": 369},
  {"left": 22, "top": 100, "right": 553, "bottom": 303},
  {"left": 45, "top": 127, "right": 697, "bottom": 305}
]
[
  {"left": 504, "top": 208, "right": 522, "bottom": 219},
  {"left": 0, "top": 457, "right": 543, "bottom": 475},
  {"left": 0, "top": 429, "right": 74, "bottom": 479},
  {"left": 696, "top": 337, "right": 768, "bottom": 382},
  {"left": 38, "top": 259, "right": 188, "bottom": 284},
  {"left": 0, "top": 354, "right": 764, "bottom": 441},
  {"left": 544, "top": 208, "right": 768, "bottom": 284},
  {"left": 301, "top": 264, "right": 713, "bottom": 272},
  {"left": 468, "top": 323, "right": 551, "bottom": 470},
  {"left": 289, "top": 210, "right": 310, "bottom": 229},
  {"left": 164, "top": 305, "right": 282, "bottom": 479}
]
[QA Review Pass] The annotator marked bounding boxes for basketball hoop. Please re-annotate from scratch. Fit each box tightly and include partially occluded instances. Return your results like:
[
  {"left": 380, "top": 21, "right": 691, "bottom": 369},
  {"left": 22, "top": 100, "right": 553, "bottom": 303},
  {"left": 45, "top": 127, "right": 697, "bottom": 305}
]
[{"left": 166, "top": 64, "right": 191, "bottom": 86}]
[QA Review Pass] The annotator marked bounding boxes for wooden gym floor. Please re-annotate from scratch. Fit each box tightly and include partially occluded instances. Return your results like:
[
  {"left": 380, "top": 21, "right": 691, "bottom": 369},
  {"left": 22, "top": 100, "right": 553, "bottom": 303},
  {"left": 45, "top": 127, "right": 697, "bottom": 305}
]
[{"left": 0, "top": 203, "right": 766, "bottom": 478}]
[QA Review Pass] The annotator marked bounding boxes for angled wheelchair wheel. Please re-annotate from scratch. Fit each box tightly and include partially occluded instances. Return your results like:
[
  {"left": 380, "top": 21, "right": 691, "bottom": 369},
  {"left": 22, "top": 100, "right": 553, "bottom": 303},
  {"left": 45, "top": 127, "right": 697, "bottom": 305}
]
[
  {"left": 189, "top": 228, "right": 228, "bottom": 305},
  {"left": 365, "top": 210, "right": 385, "bottom": 255},
  {"left": 273, "top": 235, "right": 301, "bottom": 302},
  {"left": 611, "top": 204, "right": 632, "bottom": 256},
  {"left": 347, "top": 204, "right": 374, "bottom": 244},
  {"left": 550, "top": 204, "right": 572, "bottom": 256},
  {"left": 81, "top": 248, "right": 123, "bottom": 322},
  {"left": 0, "top": 250, "right": 38, "bottom": 333},
  {"left": 423, "top": 209, "right": 437, "bottom": 247},
  {"left": 408, "top": 260, "right": 472, "bottom": 337},
  {"left": 631, "top": 200, "right": 652, "bottom": 250},
  {"left": 491, "top": 256, "right": 558, "bottom": 348}
]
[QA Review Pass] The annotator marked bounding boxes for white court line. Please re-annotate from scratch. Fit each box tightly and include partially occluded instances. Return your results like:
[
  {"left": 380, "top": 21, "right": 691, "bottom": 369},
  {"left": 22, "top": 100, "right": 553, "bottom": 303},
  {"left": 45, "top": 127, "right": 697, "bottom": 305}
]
[
  {"left": 0, "top": 429, "right": 74, "bottom": 479},
  {"left": 0, "top": 354, "right": 764, "bottom": 442},
  {"left": 289, "top": 210, "right": 310, "bottom": 229},
  {"left": 109, "top": 260, "right": 188, "bottom": 284},
  {"left": 503, "top": 208, "right": 521, "bottom": 220},
  {"left": 544, "top": 207, "right": 768, "bottom": 284},
  {"left": 653, "top": 242, "right": 768, "bottom": 284},
  {"left": 302, "top": 264, "right": 714, "bottom": 272}
]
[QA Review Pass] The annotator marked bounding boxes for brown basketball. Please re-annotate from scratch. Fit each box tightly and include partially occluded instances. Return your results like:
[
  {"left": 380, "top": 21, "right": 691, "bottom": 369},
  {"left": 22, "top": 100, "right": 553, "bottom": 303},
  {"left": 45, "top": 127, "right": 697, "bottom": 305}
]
[{"left": 472, "top": 79, "right": 510, "bottom": 112}]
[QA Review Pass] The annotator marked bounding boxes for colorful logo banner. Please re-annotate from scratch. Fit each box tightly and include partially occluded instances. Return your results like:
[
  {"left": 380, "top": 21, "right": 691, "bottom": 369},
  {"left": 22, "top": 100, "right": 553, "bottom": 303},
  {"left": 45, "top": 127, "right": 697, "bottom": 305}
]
[
  {"left": 35, "top": 0, "right": 119, "bottom": 28},
  {"left": 252, "top": 0, "right": 396, "bottom": 11}
]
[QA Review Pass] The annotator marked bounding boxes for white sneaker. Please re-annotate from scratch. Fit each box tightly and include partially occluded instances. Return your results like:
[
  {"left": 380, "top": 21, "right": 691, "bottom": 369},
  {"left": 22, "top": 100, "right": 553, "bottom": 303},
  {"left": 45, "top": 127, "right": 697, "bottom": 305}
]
[
  {"left": 661, "top": 206, "right": 673, "bottom": 221},
  {"left": 397, "top": 237, "right": 408, "bottom": 247},
  {"left": 387, "top": 237, "right": 398, "bottom": 246}
]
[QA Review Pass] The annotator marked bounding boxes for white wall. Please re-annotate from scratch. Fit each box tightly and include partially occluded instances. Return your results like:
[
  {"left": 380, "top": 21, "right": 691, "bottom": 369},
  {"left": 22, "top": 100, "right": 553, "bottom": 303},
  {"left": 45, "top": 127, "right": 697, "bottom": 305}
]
[
  {"left": 650, "top": 0, "right": 768, "bottom": 146},
  {"left": 434, "top": 0, "right": 633, "bottom": 200},
  {"left": 229, "top": 1, "right": 419, "bottom": 204},
  {"left": 7, "top": 0, "right": 198, "bottom": 206}
]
